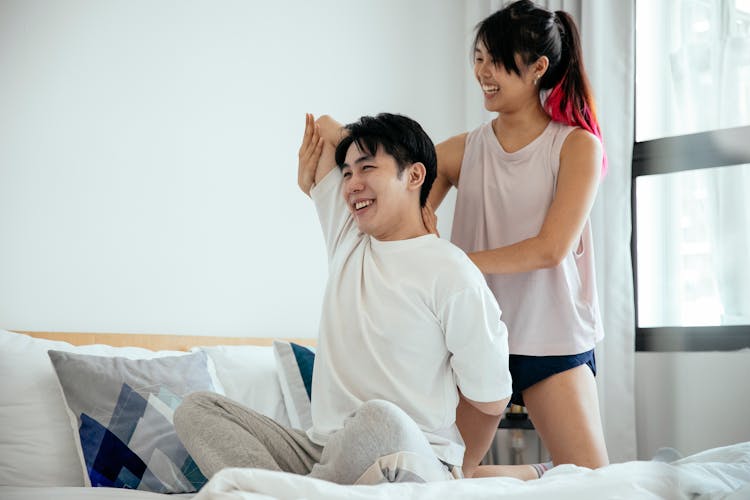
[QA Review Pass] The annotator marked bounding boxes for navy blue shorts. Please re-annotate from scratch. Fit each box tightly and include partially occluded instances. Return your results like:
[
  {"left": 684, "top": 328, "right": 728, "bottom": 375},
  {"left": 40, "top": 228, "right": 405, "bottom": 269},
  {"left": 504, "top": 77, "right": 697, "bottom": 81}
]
[{"left": 508, "top": 349, "right": 596, "bottom": 406}]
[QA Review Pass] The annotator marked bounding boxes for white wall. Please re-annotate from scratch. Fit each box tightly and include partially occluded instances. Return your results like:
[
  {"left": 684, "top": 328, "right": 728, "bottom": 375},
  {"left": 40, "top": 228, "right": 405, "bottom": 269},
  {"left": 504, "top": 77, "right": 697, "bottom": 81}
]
[
  {"left": 635, "top": 351, "right": 750, "bottom": 459},
  {"left": 0, "top": 0, "right": 469, "bottom": 337}
]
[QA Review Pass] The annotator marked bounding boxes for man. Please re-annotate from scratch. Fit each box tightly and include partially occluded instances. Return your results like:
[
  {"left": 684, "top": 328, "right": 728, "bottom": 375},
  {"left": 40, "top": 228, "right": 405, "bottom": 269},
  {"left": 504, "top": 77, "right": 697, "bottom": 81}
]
[{"left": 174, "top": 113, "right": 512, "bottom": 485}]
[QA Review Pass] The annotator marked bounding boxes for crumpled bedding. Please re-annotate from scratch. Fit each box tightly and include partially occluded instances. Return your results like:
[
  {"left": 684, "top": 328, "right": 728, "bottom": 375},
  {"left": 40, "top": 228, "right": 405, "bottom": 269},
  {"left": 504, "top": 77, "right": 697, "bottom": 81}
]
[{"left": 192, "top": 441, "right": 750, "bottom": 500}]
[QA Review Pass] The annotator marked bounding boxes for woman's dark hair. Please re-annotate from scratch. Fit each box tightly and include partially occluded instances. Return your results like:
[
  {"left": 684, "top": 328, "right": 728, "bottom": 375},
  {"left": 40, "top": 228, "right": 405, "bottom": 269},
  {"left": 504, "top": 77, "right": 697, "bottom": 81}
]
[
  {"left": 334, "top": 113, "right": 437, "bottom": 206},
  {"left": 475, "top": 0, "right": 607, "bottom": 174}
]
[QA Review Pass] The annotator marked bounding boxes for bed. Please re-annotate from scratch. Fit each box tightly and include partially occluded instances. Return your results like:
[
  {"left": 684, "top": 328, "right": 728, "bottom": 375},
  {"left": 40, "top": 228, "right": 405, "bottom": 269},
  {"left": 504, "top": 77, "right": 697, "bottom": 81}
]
[{"left": 1, "top": 329, "right": 749, "bottom": 500}]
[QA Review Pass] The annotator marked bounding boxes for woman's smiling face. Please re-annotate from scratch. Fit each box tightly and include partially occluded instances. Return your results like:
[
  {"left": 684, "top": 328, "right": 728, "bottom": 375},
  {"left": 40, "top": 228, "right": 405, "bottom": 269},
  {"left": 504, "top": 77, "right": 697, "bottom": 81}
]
[{"left": 474, "top": 40, "right": 537, "bottom": 113}]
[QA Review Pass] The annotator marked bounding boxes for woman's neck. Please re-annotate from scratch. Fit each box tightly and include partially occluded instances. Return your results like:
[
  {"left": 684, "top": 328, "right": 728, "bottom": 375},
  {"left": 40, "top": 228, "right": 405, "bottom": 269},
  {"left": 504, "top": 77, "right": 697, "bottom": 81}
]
[{"left": 493, "top": 102, "right": 550, "bottom": 153}]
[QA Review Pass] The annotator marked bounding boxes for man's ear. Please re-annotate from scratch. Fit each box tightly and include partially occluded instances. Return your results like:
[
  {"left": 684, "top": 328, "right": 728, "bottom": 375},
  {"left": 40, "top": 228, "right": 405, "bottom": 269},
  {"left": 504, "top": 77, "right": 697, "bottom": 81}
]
[{"left": 407, "top": 162, "right": 426, "bottom": 192}]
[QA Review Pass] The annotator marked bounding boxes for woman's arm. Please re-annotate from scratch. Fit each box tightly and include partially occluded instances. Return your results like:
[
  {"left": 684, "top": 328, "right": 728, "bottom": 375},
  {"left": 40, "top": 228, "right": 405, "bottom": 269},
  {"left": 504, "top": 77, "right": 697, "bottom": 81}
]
[
  {"left": 469, "top": 129, "right": 602, "bottom": 274},
  {"left": 427, "top": 133, "right": 467, "bottom": 209},
  {"left": 422, "top": 133, "right": 467, "bottom": 236}
]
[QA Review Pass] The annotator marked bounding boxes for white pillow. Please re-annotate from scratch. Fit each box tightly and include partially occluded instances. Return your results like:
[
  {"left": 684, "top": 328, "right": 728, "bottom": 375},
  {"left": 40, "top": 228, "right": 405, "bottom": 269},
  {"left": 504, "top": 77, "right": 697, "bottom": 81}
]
[
  {"left": 0, "top": 329, "right": 223, "bottom": 487},
  {"left": 194, "top": 345, "right": 290, "bottom": 427}
]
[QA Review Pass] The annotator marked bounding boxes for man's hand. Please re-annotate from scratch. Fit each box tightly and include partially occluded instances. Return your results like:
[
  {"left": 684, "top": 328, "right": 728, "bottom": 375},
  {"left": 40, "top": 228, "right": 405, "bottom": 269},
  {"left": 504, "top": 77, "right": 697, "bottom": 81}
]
[
  {"left": 298, "top": 113, "right": 324, "bottom": 197},
  {"left": 422, "top": 202, "right": 440, "bottom": 237}
]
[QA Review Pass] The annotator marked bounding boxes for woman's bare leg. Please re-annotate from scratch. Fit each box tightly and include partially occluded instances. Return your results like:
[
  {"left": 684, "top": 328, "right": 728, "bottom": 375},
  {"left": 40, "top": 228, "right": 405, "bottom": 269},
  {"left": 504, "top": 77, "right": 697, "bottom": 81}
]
[{"left": 522, "top": 364, "right": 609, "bottom": 468}]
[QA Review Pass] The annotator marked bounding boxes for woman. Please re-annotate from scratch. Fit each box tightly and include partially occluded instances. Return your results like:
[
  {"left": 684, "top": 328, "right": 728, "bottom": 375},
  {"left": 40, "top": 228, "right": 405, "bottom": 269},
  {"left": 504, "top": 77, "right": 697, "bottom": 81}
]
[{"left": 424, "top": 0, "right": 609, "bottom": 478}]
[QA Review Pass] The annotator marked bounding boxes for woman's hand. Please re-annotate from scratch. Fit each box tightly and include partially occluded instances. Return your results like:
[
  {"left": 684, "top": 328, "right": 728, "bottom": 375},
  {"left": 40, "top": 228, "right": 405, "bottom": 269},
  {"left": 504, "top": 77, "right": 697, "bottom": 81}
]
[
  {"left": 422, "top": 202, "right": 440, "bottom": 237},
  {"left": 298, "top": 113, "right": 324, "bottom": 196}
]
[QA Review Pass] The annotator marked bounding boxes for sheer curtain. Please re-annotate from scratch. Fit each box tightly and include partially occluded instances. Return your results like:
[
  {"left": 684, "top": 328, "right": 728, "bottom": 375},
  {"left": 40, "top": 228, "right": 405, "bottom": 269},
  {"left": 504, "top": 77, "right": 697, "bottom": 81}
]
[
  {"left": 636, "top": 0, "right": 750, "bottom": 328},
  {"left": 579, "top": 0, "right": 637, "bottom": 463},
  {"left": 665, "top": 0, "right": 750, "bottom": 327},
  {"left": 462, "top": 0, "right": 637, "bottom": 462},
  {"left": 713, "top": 166, "right": 750, "bottom": 325}
]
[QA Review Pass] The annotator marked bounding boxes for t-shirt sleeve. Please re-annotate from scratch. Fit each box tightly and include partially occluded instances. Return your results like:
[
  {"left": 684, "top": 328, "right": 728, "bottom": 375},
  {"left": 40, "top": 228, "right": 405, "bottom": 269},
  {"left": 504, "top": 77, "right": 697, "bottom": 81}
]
[
  {"left": 310, "top": 168, "right": 359, "bottom": 260},
  {"left": 441, "top": 286, "right": 513, "bottom": 402}
]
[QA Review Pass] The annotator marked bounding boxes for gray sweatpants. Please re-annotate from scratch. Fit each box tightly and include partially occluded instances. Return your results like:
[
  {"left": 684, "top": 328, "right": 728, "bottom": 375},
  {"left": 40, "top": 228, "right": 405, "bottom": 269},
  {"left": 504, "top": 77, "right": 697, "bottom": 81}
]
[{"left": 174, "top": 392, "right": 456, "bottom": 485}]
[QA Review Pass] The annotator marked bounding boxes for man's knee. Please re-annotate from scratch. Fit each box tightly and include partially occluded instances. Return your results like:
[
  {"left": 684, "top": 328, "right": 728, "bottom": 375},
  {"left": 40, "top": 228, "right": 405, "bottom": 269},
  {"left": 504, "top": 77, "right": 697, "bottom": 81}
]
[
  {"left": 344, "top": 401, "right": 448, "bottom": 485},
  {"left": 355, "top": 399, "right": 416, "bottom": 428},
  {"left": 351, "top": 400, "right": 423, "bottom": 446},
  {"left": 174, "top": 391, "right": 220, "bottom": 434}
]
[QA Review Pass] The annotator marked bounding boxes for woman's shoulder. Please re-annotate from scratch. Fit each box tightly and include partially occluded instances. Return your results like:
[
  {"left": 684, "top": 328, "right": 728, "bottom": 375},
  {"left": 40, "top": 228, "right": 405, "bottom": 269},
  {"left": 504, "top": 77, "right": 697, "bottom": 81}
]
[
  {"left": 437, "top": 121, "right": 492, "bottom": 150},
  {"left": 556, "top": 126, "right": 603, "bottom": 181},
  {"left": 436, "top": 131, "right": 469, "bottom": 153},
  {"left": 548, "top": 121, "right": 594, "bottom": 142},
  {"left": 546, "top": 122, "right": 599, "bottom": 158},
  {"left": 435, "top": 132, "right": 469, "bottom": 186},
  {"left": 437, "top": 122, "right": 492, "bottom": 161},
  {"left": 559, "top": 126, "right": 601, "bottom": 156}
]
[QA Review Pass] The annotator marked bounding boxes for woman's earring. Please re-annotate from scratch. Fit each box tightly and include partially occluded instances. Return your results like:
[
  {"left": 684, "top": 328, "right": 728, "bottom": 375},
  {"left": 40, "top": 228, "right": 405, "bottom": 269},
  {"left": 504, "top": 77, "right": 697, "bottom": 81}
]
[{"left": 534, "top": 74, "right": 540, "bottom": 86}]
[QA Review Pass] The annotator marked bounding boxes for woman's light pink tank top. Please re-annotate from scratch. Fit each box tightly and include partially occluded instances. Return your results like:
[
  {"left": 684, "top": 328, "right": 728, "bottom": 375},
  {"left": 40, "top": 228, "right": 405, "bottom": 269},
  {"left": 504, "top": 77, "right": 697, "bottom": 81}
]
[{"left": 451, "top": 120, "right": 603, "bottom": 356}]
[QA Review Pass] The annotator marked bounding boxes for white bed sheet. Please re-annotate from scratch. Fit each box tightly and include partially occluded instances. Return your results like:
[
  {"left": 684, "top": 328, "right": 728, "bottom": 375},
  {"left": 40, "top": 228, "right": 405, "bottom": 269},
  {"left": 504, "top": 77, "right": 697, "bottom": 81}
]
[
  {"left": 193, "top": 441, "right": 750, "bottom": 500},
  {"left": 3, "top": 442, "right": 748, "bottom": 500}
]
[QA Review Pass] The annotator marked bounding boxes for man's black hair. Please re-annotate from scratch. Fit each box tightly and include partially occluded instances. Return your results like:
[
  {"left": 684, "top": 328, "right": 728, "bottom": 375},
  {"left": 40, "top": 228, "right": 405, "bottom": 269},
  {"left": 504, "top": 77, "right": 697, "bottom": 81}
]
[{"left": 334, "top": 113, "right": 437, "bottom": 207}]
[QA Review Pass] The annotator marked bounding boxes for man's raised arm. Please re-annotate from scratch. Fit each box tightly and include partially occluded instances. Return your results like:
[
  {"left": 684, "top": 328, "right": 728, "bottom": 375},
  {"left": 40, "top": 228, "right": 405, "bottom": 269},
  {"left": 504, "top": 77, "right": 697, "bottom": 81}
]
[
  {"left": 313, "top": 115, "right": 345, "bottom": 186},
  {"left": 297, "top": 113, "right": 324, "bottom": 197},
  {"left": 297, "top": 114, "right": 345, "bottom": 197}
]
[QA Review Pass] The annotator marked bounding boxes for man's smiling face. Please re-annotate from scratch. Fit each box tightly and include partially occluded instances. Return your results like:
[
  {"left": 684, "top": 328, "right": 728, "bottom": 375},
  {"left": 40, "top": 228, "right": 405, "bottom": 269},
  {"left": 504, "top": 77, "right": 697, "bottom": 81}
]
[{"left": 340, "top": 143, "right": 418, "bottom": 241}]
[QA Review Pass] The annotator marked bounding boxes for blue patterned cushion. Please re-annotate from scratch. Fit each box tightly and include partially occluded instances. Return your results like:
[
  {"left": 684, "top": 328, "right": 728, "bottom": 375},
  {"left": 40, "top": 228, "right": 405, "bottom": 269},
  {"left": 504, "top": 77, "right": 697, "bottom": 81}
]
[
  {"left": 47, "top": 350, "right": 216, "bottom": 493},
  {"left": 273, "top": 341, "right": 315, "bottom": 430}
]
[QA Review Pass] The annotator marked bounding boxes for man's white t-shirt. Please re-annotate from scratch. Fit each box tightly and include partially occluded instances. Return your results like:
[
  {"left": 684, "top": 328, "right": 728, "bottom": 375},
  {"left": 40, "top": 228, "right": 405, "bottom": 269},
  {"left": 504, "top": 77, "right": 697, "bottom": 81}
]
[{"left": 308, "top": 168, "right": 512, "bottom": 466}]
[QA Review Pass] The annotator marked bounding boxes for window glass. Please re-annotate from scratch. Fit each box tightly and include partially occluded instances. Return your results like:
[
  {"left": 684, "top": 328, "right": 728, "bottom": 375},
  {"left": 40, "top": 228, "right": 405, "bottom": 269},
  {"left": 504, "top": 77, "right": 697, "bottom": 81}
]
[
  {"left": 636, "top": 0, "right": 750, "bottom": 142},
  {"left": 636, "top": 163, "right": 750, "bottom": 327}
]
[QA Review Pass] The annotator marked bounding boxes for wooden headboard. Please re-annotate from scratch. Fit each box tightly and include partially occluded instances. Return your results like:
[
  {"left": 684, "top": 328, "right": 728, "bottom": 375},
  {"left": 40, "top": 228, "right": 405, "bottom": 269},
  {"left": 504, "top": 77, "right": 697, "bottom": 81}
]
[{"left": 17, "top": 331, "right": 316, "bottom": 351}]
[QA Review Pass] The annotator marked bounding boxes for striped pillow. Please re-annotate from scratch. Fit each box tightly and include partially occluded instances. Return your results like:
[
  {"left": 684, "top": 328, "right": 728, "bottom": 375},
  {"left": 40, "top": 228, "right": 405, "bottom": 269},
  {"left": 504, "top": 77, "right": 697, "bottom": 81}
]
[
  {"left": 47, "top": 350, "right": 216, "bottom": 493},
  {"left": 273, "top": 340, "right": 315, "bottom": 430}
]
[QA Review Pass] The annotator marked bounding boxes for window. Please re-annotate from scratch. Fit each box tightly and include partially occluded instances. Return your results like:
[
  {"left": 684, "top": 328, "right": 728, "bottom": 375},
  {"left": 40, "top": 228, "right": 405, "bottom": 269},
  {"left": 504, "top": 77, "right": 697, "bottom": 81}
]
[{"left": 633, "top": 0, "right": 750, "bottom": 351}]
